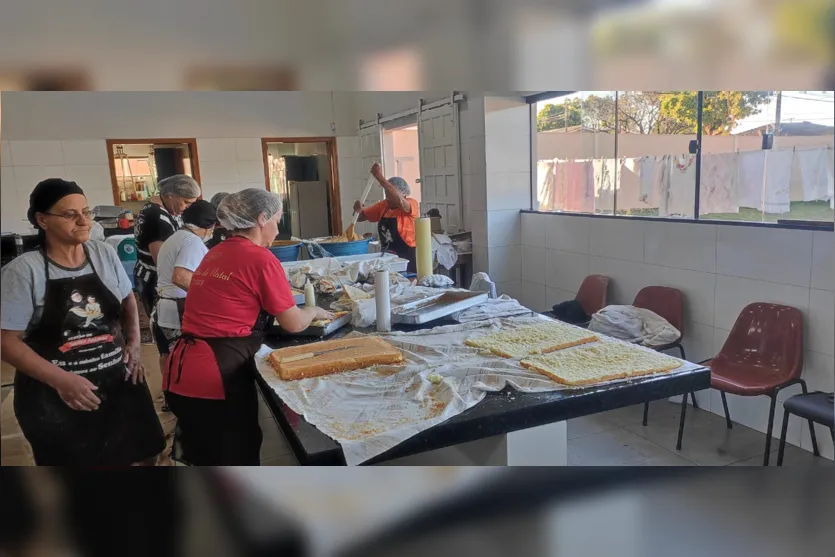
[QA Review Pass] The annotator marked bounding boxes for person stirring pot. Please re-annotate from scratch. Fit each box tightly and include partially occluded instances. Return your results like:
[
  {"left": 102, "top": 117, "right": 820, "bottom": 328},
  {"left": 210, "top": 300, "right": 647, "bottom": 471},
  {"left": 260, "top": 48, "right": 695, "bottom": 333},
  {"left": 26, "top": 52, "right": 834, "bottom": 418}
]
[
  {"left": 164, "top": 189, "right": 333, "bottom": 465},
  {"left": 354, "top": 163, "right": 419, "bottom": 272},
  {"left": 0, "top": 179, "right": 164, "bottom": 465}
]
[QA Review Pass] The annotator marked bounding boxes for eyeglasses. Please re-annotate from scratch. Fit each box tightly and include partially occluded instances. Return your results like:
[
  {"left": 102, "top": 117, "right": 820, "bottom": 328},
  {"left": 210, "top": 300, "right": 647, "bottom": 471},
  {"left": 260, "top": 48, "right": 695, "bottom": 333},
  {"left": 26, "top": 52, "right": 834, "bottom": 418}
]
[{"left": 43, "top": 210, "right": 96, "bottom": 221}]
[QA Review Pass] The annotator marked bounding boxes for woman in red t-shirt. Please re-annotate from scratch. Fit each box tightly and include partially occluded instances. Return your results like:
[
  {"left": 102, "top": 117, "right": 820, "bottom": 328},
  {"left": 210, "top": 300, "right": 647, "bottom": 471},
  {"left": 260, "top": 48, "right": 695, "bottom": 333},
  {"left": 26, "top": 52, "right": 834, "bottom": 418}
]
[{"left": 164, "top": 189, "right": 332, "bottom": 465}]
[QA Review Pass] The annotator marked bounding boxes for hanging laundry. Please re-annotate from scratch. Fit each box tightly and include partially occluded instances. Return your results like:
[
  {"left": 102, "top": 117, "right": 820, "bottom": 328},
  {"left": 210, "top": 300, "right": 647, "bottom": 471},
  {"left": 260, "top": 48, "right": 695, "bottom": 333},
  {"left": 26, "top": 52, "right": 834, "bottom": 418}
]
[
  {"left": 616, "top": 158, "right": 645, "bottom": 211},
  {"left": 699, "top": 152, "right": 739, "bottom": 215},
  {"left": 763, "top": 149, "right": 792, "bottom": 214},
  {"left": 638, "top": 156, "right": 668, "bottom": 213},
  {"left": 593, "top": 158, "right": 615, "bottom": 212},
  {"left": 737, "top": 150, "right": 766, "bottom": 209},
  {"left": 564, "top": 161, "right": 595, "bottom": 213},
  {"left": 537, "top": 159, "right": 557, "bottom": 210},
  {"left": 666, "top": 154, "right": 697, "bottom": 217},
  {"left": 794, "top": 148, "right": 832, "bottom": 202}
]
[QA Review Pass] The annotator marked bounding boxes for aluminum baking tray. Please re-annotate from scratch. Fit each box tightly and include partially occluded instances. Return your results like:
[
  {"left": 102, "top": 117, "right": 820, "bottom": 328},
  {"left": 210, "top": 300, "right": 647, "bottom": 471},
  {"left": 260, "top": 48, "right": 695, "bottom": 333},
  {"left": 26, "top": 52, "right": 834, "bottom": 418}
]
[
  {"left": 275, "top": 311, "right": 352, "bottom": 337},
  {"left": 391, "top": 291, "right": 488, "bottom": 325}
]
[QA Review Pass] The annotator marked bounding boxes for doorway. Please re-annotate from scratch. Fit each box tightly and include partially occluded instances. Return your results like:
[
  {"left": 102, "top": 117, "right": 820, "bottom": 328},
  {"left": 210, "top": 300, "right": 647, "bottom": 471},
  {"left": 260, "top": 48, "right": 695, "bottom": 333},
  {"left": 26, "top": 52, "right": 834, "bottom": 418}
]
[
  {"left": 383, "top": 124, "right": 421, "bottom": 202},
  {"left": 261, "top": 138, "right": 341, "bottom": 241},
  {"left": 106, "top": 139, "right": 201, "bottom": 215}
]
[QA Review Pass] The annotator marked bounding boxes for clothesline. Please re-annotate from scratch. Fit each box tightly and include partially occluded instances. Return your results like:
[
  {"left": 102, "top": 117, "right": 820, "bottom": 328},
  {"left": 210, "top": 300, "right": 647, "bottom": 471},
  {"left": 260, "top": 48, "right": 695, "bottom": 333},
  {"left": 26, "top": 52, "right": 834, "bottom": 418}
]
[{"left": 538, "top": 146, "right": 834, "bottom": 215}]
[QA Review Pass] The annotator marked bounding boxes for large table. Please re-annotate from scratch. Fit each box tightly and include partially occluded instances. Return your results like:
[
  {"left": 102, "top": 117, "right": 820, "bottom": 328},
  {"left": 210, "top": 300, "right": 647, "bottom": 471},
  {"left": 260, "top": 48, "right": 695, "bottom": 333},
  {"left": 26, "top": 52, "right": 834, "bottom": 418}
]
[{"left": 257, "top": 310, "right": 710, "bottom": 466}]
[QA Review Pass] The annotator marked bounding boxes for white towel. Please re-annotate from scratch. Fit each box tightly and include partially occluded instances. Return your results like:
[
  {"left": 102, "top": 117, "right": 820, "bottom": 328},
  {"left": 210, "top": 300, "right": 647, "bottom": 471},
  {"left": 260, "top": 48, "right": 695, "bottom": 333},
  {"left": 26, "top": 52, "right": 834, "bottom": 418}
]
[
  {"left": 593, "top": 159, "right": 615, "bottom": 212},
  {"left": 616, "top": 158, "right": 646, "bottom": 211},
  {"left": 700, "top": 152, "right": 739, "bottom": 215},
  {"left": 763, "top": 149, "right": 792, "bottom": 214},
  {"left": 666, "top": 154, "right": 697, "bottom": 217},
  {"left": 738, "top": 150, "right": 766, "bottom": 209},
  {"left": 795, "top": 148, "right": 832, "bottom": 202}
]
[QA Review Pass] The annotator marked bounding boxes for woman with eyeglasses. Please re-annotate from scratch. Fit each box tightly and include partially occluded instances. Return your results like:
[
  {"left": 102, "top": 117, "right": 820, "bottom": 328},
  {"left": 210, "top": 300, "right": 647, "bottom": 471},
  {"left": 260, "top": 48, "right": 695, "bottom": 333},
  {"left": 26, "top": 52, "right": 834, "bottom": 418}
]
[{"left": 0, "top": 179, "right": 164, "bottom": 465}]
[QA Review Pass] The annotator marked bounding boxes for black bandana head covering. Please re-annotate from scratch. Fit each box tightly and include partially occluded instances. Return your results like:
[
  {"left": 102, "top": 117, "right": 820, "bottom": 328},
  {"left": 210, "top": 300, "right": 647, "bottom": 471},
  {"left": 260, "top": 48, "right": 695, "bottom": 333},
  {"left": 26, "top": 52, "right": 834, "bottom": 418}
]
[{"left": 27, "top": 178, "right": 86, "bottom": 229}]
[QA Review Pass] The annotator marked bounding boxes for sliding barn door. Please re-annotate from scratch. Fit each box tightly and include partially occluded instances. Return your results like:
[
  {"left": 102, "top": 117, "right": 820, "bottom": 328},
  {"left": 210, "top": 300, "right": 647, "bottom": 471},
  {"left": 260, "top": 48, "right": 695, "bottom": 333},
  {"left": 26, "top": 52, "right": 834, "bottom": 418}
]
[
  {"left": 418, "top": 103, "right": 462, "bottom": 233},
  {"left": 356, "top": 123, "right": 383, "bottom": 236}
]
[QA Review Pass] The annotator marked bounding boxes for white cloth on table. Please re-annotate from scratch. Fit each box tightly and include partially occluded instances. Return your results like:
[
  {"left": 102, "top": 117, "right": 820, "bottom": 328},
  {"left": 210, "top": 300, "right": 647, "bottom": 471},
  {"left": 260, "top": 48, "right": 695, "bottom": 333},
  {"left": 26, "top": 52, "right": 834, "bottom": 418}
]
[
  {"left": 451, "top": 294, "right": 530, "bottom": 323},
  {"left": 588, "top": 305, "right": 681, "bottom": 348},
  {"left": 666, "top": 155, "right": 696, "bottom": 217},
  {"left": 699, "top": 152, "right": 739, "bottom": 215},
  {"left": 763, "top": 149, "right": 792, "bottom": 214},
  {"left": 737, "top": 150, "right": 766, "bottom": 209},
  {"left": 795, "top": 148, "right": 833, "bottom": 203}
]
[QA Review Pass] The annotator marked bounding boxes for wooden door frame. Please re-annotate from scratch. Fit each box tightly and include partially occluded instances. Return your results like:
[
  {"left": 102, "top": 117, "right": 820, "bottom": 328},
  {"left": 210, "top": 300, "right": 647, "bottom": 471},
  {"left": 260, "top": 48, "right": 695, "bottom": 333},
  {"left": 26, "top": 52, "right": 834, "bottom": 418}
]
[
  {"left": 105, "top": 138, "right": 203, "bottom": 204},
  {"left": 261, "top": 137, "right": 342, "bottom": 234}
]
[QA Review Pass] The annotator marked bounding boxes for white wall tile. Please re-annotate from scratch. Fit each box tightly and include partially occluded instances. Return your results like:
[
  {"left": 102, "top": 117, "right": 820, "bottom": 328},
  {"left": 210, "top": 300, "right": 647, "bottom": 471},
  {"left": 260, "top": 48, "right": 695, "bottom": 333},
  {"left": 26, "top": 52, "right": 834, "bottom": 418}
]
[
  {"left": 1, "top": 166, "right": 16, "bottom": 192},
  {"left": 799, "top": 352, "right": 834, "bottom": 459},
  {"left": 486, "top": 210, "right": 520, "bottom": 247},
  {"left": 545, "top": 214, "right": 589, "bottom": 254},
  {"left": 487, "top": 246, "right": 521, "bottom": 283},
  {"left": 0, "top": 141, "right": 11, "bottom": 167},
  {"left": 9, "top": 140, "right": 64, "bottom": 166},
  {"left": 463, "top": 173, "right": 487, "bottom": 211},
  {"left": 64, "top": 165, "right": 113, "bottom": 193},
  {"left": 679, "top": 321, "right": 715, "bottom": 366},
  {"left": 484, "top": 103, "right": 531, "bottom": 137},
  {"left": 84, "top": 188, "right": 116, "bottom": 208},
  {"left": 807, "top": 289, "right": 834, "bottom": 356},
  {"left": 648, "top": 264, "right": 716, "bottom": 327},
  {"left": 546, "top": 250, "right": 590, "bottom": 293},
  {"left": 710, "top": 388, "right": 802, "bottom": 446},
  {"left": 485, "top": 134, "right": 530, "bottom": 174},
  {"left": 235, "top": 138, "right": 263, "bottom": 161},
  {"left": 61, "top": 140, "right": 108, "bottom": 165},
  {"left": 1, "top": 188, "right": 25, "bottom": 234},
  {"left": 644, "top": 221, "right": 716, "bottom": 273},
  {"left": 198, "top": 160, "right": 239, "bottom": 185},
  {"left": 237, "top": 161, "right": 267, "bottom": 185},
  {"left": 713, "top": 275, "right": 810, "bottom": 330},
  {"left": 810, "top": 231, "right": 833, "bottom": 292},
  {"left": 239, "top": 183, "right": 267, "bottom": 191},
  {"left": 545, "top": 287, "right": 575, "bottom": 308},
  {"left": 519, "top": 282, "right": 547, "bottom": 312},
  {"left": 716, "top": 226, "right": 813, "bottom": 287},
  {"left": 712, "top": 327, "right": 731, "bottom": 356},
  {"left": 588, "top": 256, "right": 649, "bottom": 305},
  {"left": 460, "top": 136, "right": 486, "bottom": 176},
  {"left": 496, "top": 281, "right": 523, "bottom": 301},
  {"left": 589, "top": 218, "right": 645, "bottom": 262},
  {"left": 522, "top": 246, "right": 546, "bottom": 286},
  {"left": 470, "top": 210, "right": 487, "bottom": 248},
  {"left": 485, "top": 172, "right": 531, "bottom": 211},
  {"left": 473, "top": 245, "right": 489, "bottom": 274},
  {"left": 13, "top": 165, "right": 67, "bottom": 189},
  {"left": 195, "top": 139, "right": 237, "bottom": 162},
  {"left": 521, "top": 212, "right": 546, "bottom": 248}
]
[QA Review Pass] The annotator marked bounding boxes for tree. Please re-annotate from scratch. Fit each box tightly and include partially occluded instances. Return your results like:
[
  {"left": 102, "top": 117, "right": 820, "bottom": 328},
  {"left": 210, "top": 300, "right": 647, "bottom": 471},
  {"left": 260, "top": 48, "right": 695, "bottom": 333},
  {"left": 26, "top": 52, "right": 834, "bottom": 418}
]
[
  {"left": 658, "top": 91, "right": 771, "bottom": 135},
  {"left": 537, "top": 99, "right": 582, "bottom": 131}
]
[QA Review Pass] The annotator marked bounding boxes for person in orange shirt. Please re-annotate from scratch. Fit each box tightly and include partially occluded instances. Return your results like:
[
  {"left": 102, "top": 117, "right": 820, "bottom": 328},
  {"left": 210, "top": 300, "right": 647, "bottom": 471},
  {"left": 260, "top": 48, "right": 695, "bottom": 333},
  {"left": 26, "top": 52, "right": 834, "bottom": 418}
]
[{"left": 354, "top": 163, "right": 419, "bottom": 272}]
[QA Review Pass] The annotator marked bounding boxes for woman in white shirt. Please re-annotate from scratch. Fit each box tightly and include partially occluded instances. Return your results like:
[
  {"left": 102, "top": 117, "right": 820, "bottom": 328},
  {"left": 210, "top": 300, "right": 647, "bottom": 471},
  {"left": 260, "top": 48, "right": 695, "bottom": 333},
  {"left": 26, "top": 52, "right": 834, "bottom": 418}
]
[{"left": 151, "top": 200, "right": 216, "bottom": 375}]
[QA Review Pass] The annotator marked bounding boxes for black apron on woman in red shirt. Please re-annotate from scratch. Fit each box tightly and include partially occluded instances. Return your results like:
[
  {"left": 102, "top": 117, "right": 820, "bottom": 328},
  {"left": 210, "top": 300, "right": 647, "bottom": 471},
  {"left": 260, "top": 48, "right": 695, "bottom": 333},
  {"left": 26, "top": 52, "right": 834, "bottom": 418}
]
[
  {"left": 379, "top": 216, "right": 417, "bottom": 273},
  {"left": 13, "top": 246, "right": 164, "bottom": 466},
  {"left": 164, "top": 311, "right": 271, "bottom": 465}
]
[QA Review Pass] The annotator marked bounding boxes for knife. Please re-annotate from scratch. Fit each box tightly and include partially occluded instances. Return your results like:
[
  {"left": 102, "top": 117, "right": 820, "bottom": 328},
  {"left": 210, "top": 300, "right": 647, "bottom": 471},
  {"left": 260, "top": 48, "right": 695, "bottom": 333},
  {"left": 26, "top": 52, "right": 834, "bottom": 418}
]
[{"left": 278, "top": 345, "right": 354, "bottom": 364}]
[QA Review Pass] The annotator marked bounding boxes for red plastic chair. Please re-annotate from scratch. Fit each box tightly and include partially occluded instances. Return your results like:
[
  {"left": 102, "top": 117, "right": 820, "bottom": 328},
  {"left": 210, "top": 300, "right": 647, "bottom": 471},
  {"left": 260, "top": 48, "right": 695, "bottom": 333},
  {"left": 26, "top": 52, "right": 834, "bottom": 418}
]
[
  {"left": 575, "top": 275, "right": 610, "bottom": 317},
  {"left": 633, "top": 286, "right": 694, "bottom": 426},
  {"left": 676, "top": 303, "right": 810, "bottom": 466}
]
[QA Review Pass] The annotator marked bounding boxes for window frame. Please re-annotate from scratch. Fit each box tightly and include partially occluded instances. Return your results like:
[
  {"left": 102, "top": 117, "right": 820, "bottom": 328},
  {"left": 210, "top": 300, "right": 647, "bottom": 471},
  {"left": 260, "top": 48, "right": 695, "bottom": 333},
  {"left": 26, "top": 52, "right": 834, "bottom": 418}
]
[{"left": 527, "top": 91, "right": 835, "bottom": 232}]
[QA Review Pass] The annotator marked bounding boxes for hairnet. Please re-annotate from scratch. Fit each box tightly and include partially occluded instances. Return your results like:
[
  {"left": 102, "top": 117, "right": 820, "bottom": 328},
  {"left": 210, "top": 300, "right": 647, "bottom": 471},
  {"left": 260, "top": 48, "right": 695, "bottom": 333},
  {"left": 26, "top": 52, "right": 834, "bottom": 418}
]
[
  {"left": 158, "top": 174, "right": 201, "bottom": 199},
  {"left": 388, "top": 177, "right": 410, "bottom": 196},
  {"left": 217, "top": 188, "right": 283, "bottom": 230},
  {"left": 209, "top": 191, "right": 229, "bottom": 208}
]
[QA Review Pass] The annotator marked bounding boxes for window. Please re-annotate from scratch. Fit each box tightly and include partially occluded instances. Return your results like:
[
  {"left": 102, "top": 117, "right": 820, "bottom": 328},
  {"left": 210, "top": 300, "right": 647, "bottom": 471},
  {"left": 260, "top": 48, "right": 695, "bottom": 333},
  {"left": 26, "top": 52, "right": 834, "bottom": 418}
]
[{"left": 530, "top": 91, "right": 835, "bottom": 225}]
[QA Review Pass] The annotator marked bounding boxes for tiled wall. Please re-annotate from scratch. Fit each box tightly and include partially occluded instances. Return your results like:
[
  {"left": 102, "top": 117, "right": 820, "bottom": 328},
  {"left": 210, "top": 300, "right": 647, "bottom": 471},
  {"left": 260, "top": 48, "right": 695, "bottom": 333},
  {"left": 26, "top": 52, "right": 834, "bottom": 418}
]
[
  {"left": 1, "top": 140, "right": 114, "bottom": 233},
  {"left": 470, "top": 97, "right": 533, "bottom": 299},
  {"left": 520, "top": 211, "right": 834, "bottom": 459},
  {"left": 194, "top": 138, "right": 269, "bottom": 201}
]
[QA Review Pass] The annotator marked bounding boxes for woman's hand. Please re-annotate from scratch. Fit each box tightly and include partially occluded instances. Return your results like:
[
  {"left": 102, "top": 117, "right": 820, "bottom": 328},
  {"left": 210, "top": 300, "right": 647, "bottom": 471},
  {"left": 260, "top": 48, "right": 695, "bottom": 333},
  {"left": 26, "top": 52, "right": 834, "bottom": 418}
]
[
  {"left": 353, "top": 200, "right": 363, "bottom": 213},
  {"left": 123, "top": 341, "right": 145, "bottom": 384},
  {"left": 314, "top": 307, "right": 335, "bottom": 321},
  {"left": 370, "top": 162, "right": 384, "bottom": 179},
  {"left": 54, "top": 372, "right": 101, "bottom": 411}
]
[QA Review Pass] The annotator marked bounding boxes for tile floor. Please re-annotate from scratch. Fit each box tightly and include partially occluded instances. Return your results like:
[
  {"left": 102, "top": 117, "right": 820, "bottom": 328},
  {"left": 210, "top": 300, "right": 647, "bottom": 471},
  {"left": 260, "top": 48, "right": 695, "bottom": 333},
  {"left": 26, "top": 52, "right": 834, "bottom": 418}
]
[{"left": 2, "top": 349, "right": 833, "bottom": 467}]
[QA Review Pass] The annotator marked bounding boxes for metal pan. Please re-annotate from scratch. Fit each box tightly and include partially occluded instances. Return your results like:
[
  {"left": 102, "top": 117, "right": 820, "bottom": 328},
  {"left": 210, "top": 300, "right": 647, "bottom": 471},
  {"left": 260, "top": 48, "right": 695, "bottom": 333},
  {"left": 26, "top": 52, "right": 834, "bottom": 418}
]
[
  {"left": 275, "top": 311, "right": 352, "bottom": 337},
  {"left": 391, "top": 291, "right": 487, "bottom": 325}
]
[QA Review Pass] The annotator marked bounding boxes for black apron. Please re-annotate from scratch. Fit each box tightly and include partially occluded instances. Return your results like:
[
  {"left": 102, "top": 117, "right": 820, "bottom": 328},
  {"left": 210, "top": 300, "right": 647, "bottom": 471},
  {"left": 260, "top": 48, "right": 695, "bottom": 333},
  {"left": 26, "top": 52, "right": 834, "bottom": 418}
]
[
  {"left": 379, "top": 216, "right": 416, "bottom": 273},
  {"left": 205, "top": 227, "right": 228, "bottom": 249},
  {"left": 14, "top": 246, "right": 164, "bottom": 466},
  {"left": 164, "top": 310, "right": 271, "bottom": 465}
]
